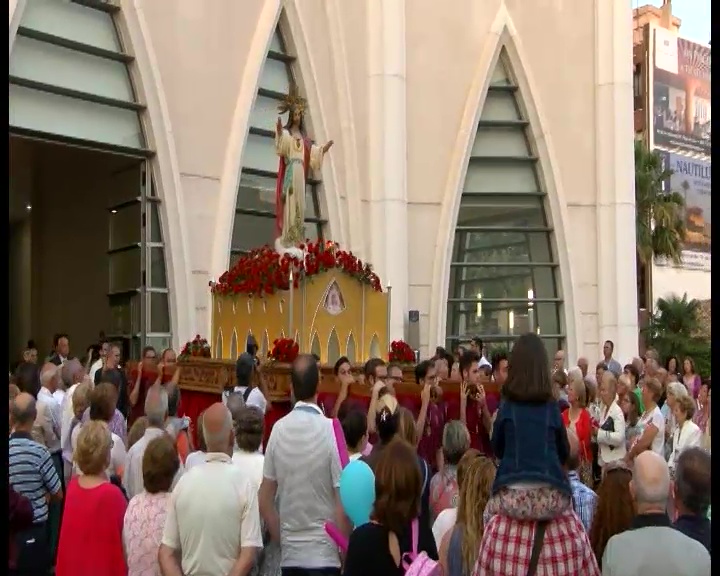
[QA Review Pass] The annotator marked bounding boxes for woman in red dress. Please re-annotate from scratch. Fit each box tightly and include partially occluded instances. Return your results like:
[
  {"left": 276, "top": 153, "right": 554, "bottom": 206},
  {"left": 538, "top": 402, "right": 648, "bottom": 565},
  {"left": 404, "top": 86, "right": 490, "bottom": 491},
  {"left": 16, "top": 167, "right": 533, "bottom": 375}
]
[
  {"left": 56, "top": 421, "right": 127, "bottom": 576},
  {"left": 562, "top": 372, "right": 594, "bottom": 487}
]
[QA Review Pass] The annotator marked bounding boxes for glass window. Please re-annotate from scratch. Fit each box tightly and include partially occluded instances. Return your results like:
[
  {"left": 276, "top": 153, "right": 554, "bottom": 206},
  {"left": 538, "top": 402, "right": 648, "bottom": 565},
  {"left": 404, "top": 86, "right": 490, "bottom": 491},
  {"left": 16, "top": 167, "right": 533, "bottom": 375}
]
[
  {"left": 269, "top": 32, "right": 285, "bottom": 53},
  {"left": 148, "top": 202, "right": 162, "bottom": 243},
  {"left": 10, "top": 36, "right": 135, "bottom": 102},
  {"left": 236, "top": 172, "right": 318, "bottom": 217},
  {"left": 20, "top": 0, "right": 122, "bottom": 53},
  {"left": 10, "top": 85, "right": 144, "bottom": 148},
  {"left": 447, "top": 51, "right": 563, "bottom": 348},
  {"left": 109, "top": 203, "right": 141, "bottom": 250},
  {"left": 480, "top": 92, "right": 522, "bottom": 122},
  {"left": 258, "top": 58, "right": 291, "bottom": 93},
  {"left": 149, "top": 247, "right": 168, "bottom": 289},
  {"left": 109, "top": 248, "right": 141, "bottom": 293},
  {"left": 149, "top": 291, "right": 170, "bottom": 334},
  {"left": 243, "top": 133, "right": 282, "bottom": 173},
  {"left": 250, "top": 95, "right": 284, "bottom": 130},
  {"left": 232, "top": 212, "right": 319, "bottom": 252},
  {"left": 108, "top": 292, "right": 141, "bottom": 336}
]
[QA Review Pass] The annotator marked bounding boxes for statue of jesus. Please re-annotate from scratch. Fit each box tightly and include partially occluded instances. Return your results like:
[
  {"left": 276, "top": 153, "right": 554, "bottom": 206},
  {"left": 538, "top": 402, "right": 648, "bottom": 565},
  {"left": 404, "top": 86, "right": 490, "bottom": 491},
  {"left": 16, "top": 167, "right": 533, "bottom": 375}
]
[{"left": 274, "top": 88, "right": 333, "bottom": 250}]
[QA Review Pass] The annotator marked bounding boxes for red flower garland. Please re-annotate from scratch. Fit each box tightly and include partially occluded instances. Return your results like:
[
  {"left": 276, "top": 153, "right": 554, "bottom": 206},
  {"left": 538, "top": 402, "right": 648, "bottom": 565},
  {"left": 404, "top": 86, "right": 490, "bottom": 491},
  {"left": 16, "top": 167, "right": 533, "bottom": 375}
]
[
  {"left": 210, "top": 240, "right": 382, "bottom": 297},
  {"left": 179, "top": 334, "right": 211, "bottom": 360},
  {"left": 269, "top": 338, "right": 299, "bottom": 364},
  {"left": 388, "top": 340, "right": 415, "bottom": 364}
]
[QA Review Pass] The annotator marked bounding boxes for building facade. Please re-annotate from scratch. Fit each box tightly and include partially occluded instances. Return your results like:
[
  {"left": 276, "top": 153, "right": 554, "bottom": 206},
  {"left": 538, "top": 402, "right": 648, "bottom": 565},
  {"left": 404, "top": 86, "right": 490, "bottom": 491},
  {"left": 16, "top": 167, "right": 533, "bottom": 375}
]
[
  {"left": 9, "top": 0, "right": 638, "bottom": 362},
  {"left": 633, "top": 4, "right": 712, "bottom": 306}
]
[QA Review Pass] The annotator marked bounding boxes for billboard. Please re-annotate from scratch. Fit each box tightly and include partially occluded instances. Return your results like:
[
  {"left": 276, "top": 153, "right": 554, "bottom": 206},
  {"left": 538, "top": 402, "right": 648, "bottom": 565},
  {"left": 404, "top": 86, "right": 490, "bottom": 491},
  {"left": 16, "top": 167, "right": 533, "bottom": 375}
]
[
  {"left": 658, "top": 151, "right": 711, "bottom": 271},
  {"left": 651, "top": 27, "right": 711, "bottom": 157}
]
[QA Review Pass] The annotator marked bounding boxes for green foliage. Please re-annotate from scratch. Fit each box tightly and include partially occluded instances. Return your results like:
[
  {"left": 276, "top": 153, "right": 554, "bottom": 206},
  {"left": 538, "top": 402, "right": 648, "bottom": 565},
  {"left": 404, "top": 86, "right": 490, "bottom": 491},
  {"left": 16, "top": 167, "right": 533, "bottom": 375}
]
[
  {"left": 634, "top": 140, "right": 686, "bottom": 265},
  {"left": 644, "top": 294, "right": 711, "bottom": 377}
]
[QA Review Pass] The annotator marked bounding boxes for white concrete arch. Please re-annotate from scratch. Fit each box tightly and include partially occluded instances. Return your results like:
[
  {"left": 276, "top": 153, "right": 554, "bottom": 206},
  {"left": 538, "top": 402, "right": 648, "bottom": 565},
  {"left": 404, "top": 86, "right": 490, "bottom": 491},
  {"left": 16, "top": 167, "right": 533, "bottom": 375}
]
[
  {"left": 9, "top": 0, "right": 25, "bottom": 54},
  {"left": 120, "top": 1, "right": 194, "bottom": 347},
  {"left": 428, "top": 4, "right": 580, "bottom": 361},
  {"left": 210, "top": 0, "right": 281, "bottom": 281}
]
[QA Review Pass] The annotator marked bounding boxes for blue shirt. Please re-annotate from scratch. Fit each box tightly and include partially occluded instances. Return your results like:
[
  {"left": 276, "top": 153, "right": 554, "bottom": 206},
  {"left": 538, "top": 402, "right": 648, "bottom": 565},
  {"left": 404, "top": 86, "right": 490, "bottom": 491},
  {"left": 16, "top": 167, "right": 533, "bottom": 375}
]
[
  {"left": 9, "top": 432, "right": 62, "bottom": 523},
  {"left": 569, "top": 471, "right": 597, "bottom": 532},
  {"left": 492, "top": 399, "right": 571, "bottom": 495}
]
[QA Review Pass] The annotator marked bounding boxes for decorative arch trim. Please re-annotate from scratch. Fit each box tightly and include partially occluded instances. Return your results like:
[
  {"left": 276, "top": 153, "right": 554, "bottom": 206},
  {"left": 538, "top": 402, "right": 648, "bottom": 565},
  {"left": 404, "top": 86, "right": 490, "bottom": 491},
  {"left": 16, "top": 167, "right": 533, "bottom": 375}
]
[
  {"left": 115, "top": 2, "right": 194, "bottom": 348},
  {"left": 428, "top": 4, "right": 579, "bottom": 360},
  {"left": 210, "top": 0, "right": 281, "bottom": 279},
  {"left": 9, "top": 0, "right": 26, "bottom": 54}
]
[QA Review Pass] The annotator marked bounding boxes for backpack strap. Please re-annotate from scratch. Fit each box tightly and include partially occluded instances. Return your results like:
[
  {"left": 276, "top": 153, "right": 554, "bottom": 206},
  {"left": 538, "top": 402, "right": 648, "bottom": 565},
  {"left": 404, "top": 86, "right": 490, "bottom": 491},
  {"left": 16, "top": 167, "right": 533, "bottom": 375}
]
[
  {"left": 411, "top": 517, "right": 419, "bottom": 556},
  {"left": 331, "top": 418, "right": 349, "bottom": 469},
  {"left": 526, "top": 520, "right": 547, "bottom": 576}
]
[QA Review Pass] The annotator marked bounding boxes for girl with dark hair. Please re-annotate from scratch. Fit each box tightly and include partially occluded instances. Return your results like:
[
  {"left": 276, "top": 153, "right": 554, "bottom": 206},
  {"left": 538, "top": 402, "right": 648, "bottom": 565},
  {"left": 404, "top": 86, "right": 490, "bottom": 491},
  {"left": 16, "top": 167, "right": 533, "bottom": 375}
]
[{"left": 486, "top": 332, "right": 572, "bottom": 521}]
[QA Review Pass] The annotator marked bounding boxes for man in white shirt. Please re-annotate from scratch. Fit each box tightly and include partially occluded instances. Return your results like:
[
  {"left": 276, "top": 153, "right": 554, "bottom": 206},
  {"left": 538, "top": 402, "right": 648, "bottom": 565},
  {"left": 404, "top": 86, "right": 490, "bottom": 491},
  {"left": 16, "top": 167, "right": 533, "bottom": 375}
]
[
  {"left": 159, "top": 402, "right": 262, "bottom": 576},
  {"left": 88, "top": 340, "right": 109, "bottom": 384},
  {"left": 470, "top": 337, "right": 492, "bottom": 369},
  {"left": 259, "top": 355, "right": 348, "bottom": 575},
  {"left": 35, "top": 363, "right": 62, "bottom": 454},
  {"left": 59, "top": 360, "right": 89, "bottom": 481},
  {"left": 123, "top": 385, "right": 183, "bottom": 499}
]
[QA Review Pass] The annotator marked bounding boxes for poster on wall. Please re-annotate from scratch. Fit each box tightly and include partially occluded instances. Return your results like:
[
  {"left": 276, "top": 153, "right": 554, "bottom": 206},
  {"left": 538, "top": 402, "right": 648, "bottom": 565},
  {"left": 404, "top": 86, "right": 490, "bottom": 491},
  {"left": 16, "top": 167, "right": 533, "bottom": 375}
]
[
  {"left": 652, "top": 28, "right": 711, "bottom": 157},
  {"left": 658, "top": 151, "right": 711, "bottom": 271}
]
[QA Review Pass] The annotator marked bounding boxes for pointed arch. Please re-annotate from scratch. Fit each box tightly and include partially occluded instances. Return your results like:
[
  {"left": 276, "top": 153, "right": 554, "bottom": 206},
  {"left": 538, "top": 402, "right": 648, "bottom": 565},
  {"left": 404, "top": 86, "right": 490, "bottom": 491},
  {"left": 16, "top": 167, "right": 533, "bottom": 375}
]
[
  {"left": 9, "top": 0, "right": 190, "bottom": 350},
  {"left": 327, "top": 329, "right": 341, "bottom": 364},
  {"left": 369, "top": 334, "right": 381, "bottom": 359},
  {"left": 429, "top": 6, "right": 578, "bottom": 360},
  {"left": 260, "top": 331, "right": 270, "bottom": 358},
  {"left": 215, "top": 329, "right": 224, "bottom": 359},
  {"left": 310, "top": 332, "right": 322, "bottom": 360},
  {"left": 346, "top": 332, "right": 357, "bottom": 363},
  {"left": 212, "top": 5, "right": 341, "bottom": 277},
  {"left": 229, "top": 329, "right": 239, "bottom": 361}
]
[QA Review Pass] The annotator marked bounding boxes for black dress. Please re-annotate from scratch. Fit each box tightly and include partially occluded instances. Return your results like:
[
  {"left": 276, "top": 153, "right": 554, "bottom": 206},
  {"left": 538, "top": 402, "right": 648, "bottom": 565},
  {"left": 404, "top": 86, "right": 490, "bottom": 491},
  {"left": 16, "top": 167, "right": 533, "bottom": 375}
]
[{"left": 343, "top": 522, "right": 437, "bottom": 576}]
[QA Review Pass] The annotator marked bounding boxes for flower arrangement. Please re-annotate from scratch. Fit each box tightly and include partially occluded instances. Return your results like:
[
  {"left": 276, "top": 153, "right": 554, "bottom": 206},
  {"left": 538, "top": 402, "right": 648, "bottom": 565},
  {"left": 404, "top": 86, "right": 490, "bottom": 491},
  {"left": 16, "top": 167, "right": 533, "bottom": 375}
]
[
  {"left": 268, "top": 338, "right": 300, "bottom": 364},
  {"left": 210, "top": 240, "right": 382, "bottom": 297},
  {"left": 388, "top": 340, "right": 415, "bottom": 364},
  {"left": 179, "top": 335, "right": 211, "bottom": 360}
]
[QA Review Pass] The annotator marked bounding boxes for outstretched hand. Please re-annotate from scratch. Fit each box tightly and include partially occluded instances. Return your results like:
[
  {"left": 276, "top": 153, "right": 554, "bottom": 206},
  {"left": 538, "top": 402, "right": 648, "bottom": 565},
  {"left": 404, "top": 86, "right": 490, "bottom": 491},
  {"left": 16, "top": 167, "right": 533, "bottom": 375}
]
[
  {"left": 323, "top": 140, "right": 334, "bottom": 154},
  {"left": 276, "top": 117, "right": 283, "bottom": 135}
]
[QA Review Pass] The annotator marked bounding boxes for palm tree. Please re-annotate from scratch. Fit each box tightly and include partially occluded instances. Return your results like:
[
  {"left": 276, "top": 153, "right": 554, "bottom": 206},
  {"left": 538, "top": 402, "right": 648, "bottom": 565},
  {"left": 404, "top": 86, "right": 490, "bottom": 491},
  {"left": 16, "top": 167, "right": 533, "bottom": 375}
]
[{"left": 634, "top": 140, "right": 686, "bottom": 265}]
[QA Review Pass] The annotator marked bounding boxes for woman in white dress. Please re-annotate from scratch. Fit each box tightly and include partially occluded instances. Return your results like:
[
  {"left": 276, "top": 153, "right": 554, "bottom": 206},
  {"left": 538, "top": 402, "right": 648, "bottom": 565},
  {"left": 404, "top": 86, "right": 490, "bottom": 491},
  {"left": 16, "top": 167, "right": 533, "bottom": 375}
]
[
  {"left": 593, "top": 371, "right": 626, "bottom": 471},
  {"left": 274, "top": 90, "right": 333, "bottom": 248},
  {"left": 669, "top": 395, "right": 703, "bottom": 474},
  {"left": 624, "top": 376, "right": 665, "bottom": 464}
]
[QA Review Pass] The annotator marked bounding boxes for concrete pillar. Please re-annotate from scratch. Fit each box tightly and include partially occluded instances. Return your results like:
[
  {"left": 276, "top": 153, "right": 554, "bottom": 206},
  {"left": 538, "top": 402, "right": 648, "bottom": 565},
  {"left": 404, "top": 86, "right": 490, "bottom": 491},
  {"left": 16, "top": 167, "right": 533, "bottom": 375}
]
[
  {"left": 595, "top": 0, "right": 639, "bottom": 360},
  {"left": 367, "top": 0, "right": 408, "bottom": 342}
]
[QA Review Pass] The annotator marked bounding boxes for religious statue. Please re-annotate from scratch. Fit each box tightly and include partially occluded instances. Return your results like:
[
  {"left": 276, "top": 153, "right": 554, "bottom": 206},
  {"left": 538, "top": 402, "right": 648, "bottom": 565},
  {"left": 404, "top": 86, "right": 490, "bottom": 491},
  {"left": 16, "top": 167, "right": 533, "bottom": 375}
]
[{"left": 274, "top": 87, "right": 333, "bottom": 252}]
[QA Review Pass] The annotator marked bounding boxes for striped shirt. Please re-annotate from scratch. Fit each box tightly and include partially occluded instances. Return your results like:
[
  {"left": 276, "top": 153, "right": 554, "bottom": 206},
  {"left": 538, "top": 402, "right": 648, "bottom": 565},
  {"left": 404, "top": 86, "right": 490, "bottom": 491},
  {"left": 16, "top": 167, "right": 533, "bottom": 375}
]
[
  {"left": 569, "top": 471, "right": 597, "bottom": 532},
  {"left": 263, "top": 401, "right": 342, "bottom": 569},
  {"left": 9, "top": 432, "right": 62, "bottom": 524}
]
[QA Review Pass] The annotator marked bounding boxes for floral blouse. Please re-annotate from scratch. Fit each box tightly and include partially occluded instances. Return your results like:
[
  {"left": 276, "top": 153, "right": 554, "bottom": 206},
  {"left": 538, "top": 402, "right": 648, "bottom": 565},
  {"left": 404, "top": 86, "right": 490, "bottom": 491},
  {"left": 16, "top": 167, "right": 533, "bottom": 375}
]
[{"left": 123, "top": 491, "right": 171, "bottom": 576}]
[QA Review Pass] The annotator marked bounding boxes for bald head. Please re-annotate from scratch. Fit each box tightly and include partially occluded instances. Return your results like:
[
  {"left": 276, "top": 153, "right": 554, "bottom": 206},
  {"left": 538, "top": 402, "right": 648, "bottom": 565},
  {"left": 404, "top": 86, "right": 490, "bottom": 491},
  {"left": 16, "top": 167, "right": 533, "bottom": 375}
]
[
  {"left": 565, "top": 427, "right": 580, "bottom": 471},
  {"left": 202, "top": 402, "right": 233, "bottom": 454},
  {"left": 11, "top": 392, "right": 37, "bottom": 427},
  {"left": 577, "top": 357, "right": 588, "bottom": 377},
  {"left": 61, "top": 359, "right": 84, "bottom": 387},
  {"left": 632, "top": 451, "right": 670, "bottom": 509}
]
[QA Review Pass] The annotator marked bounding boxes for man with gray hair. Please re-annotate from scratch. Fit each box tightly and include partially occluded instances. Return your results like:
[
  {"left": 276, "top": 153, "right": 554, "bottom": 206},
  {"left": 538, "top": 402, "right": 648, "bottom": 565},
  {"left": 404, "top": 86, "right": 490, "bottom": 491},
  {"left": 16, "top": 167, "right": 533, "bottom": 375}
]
[
  {"left": 602, "top": 451, "right": 710, "bottom": 574},
  {"left": 34, "top": 363, "right": 62, "bottom": 451},
  {"left": 159, "top": 402, "right": 262, "bottom": 576},
  {"left": 672, "top": 447, "right": 711, "bottom": 553},
  {"left": 10, "top": 392, "right": 63, "bottom": 574},
  {"left": 123, "top": 385, "right": 183, "bottom": 499},
  {"left": 59, "top": 359, "right": 89, "bottom": 475}
]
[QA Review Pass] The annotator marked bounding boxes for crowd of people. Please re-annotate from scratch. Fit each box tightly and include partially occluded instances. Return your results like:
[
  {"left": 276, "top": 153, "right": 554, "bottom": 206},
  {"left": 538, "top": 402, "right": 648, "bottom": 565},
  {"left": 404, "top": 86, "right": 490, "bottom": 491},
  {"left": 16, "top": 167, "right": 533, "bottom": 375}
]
[{"left": 8, "top": 333, "right": 711, "bottom": 575}]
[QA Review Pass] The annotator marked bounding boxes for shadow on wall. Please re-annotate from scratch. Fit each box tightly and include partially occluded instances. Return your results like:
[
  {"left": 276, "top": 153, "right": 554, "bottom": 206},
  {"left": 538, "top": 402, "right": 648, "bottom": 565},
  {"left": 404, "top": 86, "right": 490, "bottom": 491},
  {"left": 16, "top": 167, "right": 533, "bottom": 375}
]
[{"left": 9, "top": 136, "right": 142, "bottom": 359}]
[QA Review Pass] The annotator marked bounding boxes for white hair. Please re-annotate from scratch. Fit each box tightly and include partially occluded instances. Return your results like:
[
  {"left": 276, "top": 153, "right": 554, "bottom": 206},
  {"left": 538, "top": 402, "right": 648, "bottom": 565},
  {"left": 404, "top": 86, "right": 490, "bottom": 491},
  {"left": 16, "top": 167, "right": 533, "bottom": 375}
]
[
  {"left": 202, "top": 407, "right": 233, "bottom": 451},
  {"left": 40, "top": 365, "right": 59, "bottom": 386},
  {"left": 568, "top": 367, "right": 583, "bottom": 382},
  {"left": 667, "top": 381, "right": 689, "bottom": 399},
  {"left": 144, "top": 386, "right": 169, "bottom": 426}
]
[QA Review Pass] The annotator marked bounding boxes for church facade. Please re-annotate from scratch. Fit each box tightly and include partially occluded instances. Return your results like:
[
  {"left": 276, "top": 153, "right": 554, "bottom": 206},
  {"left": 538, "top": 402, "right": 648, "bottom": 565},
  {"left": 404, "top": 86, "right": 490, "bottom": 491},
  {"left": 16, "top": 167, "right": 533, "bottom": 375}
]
[{"left": 9, "top": 0, "right": 638, "bottom": 362}]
